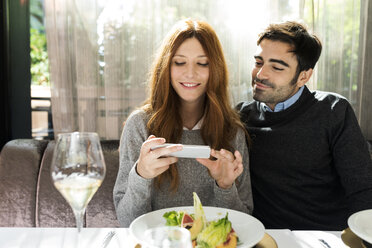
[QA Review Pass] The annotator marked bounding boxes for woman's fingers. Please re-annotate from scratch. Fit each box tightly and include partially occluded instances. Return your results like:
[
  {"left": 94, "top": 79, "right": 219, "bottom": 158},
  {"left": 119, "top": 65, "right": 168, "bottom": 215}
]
[
  {"left": 142, "top": 136, "right": 183, "bottom": 158},
  {"left": 153, "top": 165, "right": 170, "bottom": 176},
  {"left": 211, "top": 149, "right": 235, "bottom": 162},
  {"left": 196, "top": 158, "right": 215, "bottom": 169},
  {"left": 137, "top": 135, "right": 182, "bottom": 179},
  {"left": 142, "top": 136, "right": 166, "bottom": 151},
  {"left": 233, "top": 150, "right": 242, "bottom": 164},
  {"left": 137, "top": 157, "right": 177, "bottom": 179},
  {"left": 229, "top": 151, "right": 243, "bottom": 177},
  {"left": 233, "top": 151, "right": 243, "bottom": 172},
  {"left": 220, "top": 149, "right": 235, "bottom": 161},
  {"left": 150, "top": 144, "right": 183, "bottom": 159},
  {"left": 202, "top": 149, "right": 244, "bottom": 189},
  {"left": 236, "top": 164, "right": 243, "bottom": 176},
  {"left": 154, "top": 156, "right": 179, "bottom": 168}
]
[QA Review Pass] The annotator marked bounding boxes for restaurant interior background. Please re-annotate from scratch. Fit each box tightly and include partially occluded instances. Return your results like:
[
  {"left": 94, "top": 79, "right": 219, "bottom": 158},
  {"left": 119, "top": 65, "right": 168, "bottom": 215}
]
[{"left": 1, "top": 0, "right": 372, "bottom": 151}]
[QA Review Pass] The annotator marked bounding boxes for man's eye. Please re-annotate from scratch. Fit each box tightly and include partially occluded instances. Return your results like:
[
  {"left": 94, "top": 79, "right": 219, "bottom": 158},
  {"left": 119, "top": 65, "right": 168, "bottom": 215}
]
[
  {"left": 255, "top": 62, "right": 263, "bottom": 67},
  {"left": 174, "top": 61, "right": 185, "bottom": 66},
  {"left": 273, "top": 66, "right": 284, "bottom": 71},
  {"left": 197, "top": 62, "right": 209, "bottom": 67}
]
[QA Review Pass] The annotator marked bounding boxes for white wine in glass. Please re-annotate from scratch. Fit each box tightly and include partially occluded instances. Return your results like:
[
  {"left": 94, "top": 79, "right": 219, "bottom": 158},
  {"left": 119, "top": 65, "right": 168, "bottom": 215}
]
[{"left": 51, "top": 132, "right": 106, "bottom": 232}]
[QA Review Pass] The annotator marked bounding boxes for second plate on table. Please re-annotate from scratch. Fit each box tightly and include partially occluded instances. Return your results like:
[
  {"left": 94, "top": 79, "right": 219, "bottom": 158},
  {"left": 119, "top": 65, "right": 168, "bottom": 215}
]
[
  {"left": 129, "top": 206, "right": 265, "bottom": 248},
  {"left": 256, "top": 233, "right": 278, "bottom": 248},
  {"left": 348, "top": 209, "right": 372, "bottom": 245}
]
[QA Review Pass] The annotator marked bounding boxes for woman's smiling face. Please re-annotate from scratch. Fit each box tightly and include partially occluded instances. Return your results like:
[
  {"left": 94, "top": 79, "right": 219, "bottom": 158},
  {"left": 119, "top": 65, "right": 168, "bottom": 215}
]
[{"left": 170, "top": 37, "right": 209, "bottom": 107}]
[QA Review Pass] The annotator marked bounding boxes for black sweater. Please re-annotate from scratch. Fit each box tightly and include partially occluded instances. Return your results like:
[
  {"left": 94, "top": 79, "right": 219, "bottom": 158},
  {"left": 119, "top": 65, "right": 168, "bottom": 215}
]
[{"left": 237, "top": 86, "right": 372, "bottom": 230}]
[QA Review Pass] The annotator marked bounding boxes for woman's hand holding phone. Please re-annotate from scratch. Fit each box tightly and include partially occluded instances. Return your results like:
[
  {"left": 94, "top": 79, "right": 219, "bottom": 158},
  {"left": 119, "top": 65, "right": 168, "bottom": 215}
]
[
  {"left": 197, "top": 149, "right": 243, "bottom": 189},
  {"left": 136, "top": 135, "right": 183, "bottom": 179}
]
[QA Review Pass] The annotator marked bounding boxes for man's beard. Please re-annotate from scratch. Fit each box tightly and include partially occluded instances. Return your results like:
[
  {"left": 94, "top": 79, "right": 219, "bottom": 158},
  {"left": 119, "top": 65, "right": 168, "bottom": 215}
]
[{"left": 251, "top": 73, "right": 300, "bottom": 104}]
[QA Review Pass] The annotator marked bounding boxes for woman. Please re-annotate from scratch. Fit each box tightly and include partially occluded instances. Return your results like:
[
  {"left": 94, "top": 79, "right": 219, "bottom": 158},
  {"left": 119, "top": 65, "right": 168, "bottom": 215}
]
[{"left": 113, "top": 19, "right": 253, "bottom": 227}]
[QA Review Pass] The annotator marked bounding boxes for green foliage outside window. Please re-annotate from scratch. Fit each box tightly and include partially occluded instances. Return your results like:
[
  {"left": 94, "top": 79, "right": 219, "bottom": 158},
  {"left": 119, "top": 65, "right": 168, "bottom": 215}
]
[
  {"left": 30, "top": 28, "right": 49, "bottom": 86},
  {"left": 30, "top": 0, "right": 49, "bottom": 86}
]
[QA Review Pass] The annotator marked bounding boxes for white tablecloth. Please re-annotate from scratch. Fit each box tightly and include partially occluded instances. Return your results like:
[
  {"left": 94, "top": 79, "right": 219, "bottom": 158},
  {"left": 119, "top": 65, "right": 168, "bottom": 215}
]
[
  {"left": 0, "top": 228, "right": 134, "bottom": 248},
  {"left": 291, "top": 230, "right": 348, "bottom": 248},
  {"left": 0, "top": 227, "right": 346, "bottom": 248}
]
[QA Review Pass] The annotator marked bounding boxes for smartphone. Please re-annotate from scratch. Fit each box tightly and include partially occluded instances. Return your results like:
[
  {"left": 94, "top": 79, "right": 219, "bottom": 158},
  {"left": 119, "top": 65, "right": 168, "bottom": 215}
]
[{"left": 150, "top": 143, "right": 211, "bottom": 158}]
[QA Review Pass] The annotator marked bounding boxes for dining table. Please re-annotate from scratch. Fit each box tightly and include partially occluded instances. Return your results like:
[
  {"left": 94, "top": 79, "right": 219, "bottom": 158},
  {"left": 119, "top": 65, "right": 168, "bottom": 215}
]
[{"left": 0, "top": 227, "right": 366, "bottom": 248}]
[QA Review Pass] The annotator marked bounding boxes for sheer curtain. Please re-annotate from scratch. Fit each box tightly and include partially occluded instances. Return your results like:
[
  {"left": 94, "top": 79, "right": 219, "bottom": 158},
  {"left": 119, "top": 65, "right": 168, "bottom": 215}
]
[
  {"left": 45, "top": 0, "right": 371, "bottom": 140},
  {"left": 305, "top": 0, "right": 371, "bottom": 140},
  {"left": 308, "top": 0, "right": 364, "bottom": 122}
]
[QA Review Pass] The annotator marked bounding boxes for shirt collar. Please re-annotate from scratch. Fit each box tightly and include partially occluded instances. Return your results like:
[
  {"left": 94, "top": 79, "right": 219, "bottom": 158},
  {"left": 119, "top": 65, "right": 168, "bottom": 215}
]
[
  {"left": 183, "top": 116, "right": 204, "bottom": 130},
  {"left": 262, "top": 86, "right": 305, "bottom": 112}
]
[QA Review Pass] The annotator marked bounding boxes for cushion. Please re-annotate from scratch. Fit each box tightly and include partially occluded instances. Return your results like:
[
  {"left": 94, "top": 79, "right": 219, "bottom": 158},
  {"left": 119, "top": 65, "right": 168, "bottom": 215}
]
[{"left": 0, "top": 139, "right": 48, "bottom": 227}]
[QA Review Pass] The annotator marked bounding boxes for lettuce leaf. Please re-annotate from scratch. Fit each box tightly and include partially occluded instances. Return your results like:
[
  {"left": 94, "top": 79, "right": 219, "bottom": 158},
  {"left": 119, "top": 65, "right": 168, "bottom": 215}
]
[
  {"left": 196, "top": 213, "right": 232, "bottom": 247},
  {"left": 193, "top": 192, "right": 207, "bottom": 230},
  {"left": 163, "top": 211, "right": 184, "bottom": 226}
]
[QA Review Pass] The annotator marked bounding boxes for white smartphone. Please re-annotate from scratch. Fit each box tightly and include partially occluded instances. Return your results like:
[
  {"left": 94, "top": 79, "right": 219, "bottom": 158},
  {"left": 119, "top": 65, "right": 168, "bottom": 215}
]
[{"left": 150, "top": 143, "right": 211, "bottom": 158}]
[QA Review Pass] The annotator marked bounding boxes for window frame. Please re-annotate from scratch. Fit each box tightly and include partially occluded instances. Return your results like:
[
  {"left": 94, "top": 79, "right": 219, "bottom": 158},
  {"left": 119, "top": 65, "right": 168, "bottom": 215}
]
[{"left": 0, "top": 0, "right": 31, "bottom": 150}]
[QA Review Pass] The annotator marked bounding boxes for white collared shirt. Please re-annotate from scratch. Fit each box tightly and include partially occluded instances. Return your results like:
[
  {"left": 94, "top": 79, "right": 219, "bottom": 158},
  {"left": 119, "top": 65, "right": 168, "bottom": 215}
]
[
  {"left": 262, "top": 86, "right": 305, "bottom": 112},
  {"left": 183, "top": 116, "right": 204, "bottom": 130}
]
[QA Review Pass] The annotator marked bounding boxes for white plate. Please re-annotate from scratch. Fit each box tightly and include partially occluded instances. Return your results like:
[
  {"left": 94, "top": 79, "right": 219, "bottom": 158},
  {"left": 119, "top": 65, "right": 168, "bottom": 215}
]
[
  {"left": 129, "top": 206, "right": 265, "bottom": 247},
  {"left": 348, "top": 209, "right": 372, "bottom": 244}
]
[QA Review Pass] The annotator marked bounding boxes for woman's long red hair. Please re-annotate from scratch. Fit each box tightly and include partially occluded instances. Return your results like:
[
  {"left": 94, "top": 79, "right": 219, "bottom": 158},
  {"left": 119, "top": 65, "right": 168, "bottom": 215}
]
[{"left": 142, "top": 19, "right": 246, "bottom": 191}]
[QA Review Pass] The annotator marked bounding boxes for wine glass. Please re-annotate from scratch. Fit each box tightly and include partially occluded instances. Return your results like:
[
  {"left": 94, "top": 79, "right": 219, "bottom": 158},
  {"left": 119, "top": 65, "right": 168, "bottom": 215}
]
[
  {"left": 51, "top": 132, "right": 106, "bottom": 232},
  {"left": 143, "top": 226, "right": 193, "bottom": 248}
]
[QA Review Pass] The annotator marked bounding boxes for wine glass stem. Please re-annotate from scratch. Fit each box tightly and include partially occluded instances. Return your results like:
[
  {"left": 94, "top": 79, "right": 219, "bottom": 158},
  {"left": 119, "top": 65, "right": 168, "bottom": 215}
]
[{"left": 74, "top": 209, "right": 85, "bottom": 232}]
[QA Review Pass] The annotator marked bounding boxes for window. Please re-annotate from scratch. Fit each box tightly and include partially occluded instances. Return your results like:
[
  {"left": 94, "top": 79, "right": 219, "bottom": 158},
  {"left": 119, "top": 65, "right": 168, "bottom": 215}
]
[
  {"left": 43, "top": 0, "right": 372, "bottom": 140},
  {"left": 30, "top": 0, "right": 53, "bottom": 140}
]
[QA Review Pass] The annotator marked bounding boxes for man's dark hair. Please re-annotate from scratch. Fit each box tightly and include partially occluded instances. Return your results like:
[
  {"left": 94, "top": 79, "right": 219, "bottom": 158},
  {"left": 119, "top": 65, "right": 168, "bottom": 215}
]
[{"left": 257, "top": 21, "right": 322, "bottom": 72}]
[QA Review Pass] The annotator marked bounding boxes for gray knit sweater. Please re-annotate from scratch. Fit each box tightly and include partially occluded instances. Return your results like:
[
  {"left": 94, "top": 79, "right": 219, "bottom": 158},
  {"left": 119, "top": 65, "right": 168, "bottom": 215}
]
[{"left": 113, "top": 110, "right": 253, "bottom": 227}]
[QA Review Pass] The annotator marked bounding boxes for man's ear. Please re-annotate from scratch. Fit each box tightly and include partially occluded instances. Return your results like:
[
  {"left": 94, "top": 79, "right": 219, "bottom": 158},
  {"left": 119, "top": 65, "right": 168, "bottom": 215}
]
[{"left": 297, "top": 68, "right": 313, "bottom": 87}]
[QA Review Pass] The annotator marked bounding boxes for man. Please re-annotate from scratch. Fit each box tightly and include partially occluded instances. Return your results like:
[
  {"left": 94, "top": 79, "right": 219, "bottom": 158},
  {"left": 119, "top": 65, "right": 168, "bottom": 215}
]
[{"left": 237, "top": 21, "right": 372, "bottom": 230}]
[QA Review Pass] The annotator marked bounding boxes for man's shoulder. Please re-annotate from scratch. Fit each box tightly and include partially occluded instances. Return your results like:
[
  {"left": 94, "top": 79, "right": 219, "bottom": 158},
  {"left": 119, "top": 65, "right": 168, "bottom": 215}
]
[
  {"left": 312, "top": 89, "right": 348, "bottom": 104},
  {"left": 308, "top": 89, "right": 353, "bottom": 114}
]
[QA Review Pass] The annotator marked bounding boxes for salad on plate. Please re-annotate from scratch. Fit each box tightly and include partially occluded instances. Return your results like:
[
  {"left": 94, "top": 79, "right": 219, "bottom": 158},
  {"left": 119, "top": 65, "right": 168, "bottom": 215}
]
[{"left": 163, "top": 192, "right": 238, "bottom": 248}]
